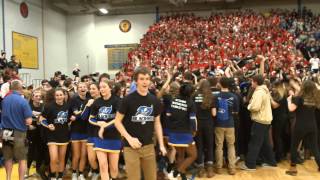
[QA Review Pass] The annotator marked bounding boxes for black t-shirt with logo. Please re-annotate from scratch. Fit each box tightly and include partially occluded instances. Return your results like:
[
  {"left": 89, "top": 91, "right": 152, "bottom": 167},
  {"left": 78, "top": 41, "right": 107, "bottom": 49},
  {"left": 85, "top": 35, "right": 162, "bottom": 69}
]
[
  {"left": 90, "top": 96, "right": 120, "bottom": 139},
  {"left": 118, "top": 91, "right": 161, "bottom": 147},
  {"left": 69, "top": 95, "right": 88, "bottom": 134},
  {"left": 42, "top": 102, "right": 71, "bottom": 142},
  {"left": 167, "top": 95, "right": 196, "bottom": 133},
  {"left": 194, "top": 93, "right": 215, "bottom": 121}
]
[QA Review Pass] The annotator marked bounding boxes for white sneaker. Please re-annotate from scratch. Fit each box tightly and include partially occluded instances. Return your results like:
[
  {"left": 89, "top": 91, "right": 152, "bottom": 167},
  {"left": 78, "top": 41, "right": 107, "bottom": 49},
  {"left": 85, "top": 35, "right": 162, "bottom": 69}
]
[
  {"left": 88, "top": 170, "right": 92, "bottom": 177},
  {"left": 261, "top": 163, "right": 277, "bottom": 168},
  {"left": 239, "top": 162, "right": 256, "bottom": 171},
  {"left": 91, "top": 173, "right": 99, "bottom": 180},
  {"left": 78, "top": 174, "right": 86, "bottom": 180},
  {"left": 72, "top": 173, "right": 78, "bottom": 180},
  {"left": 167, "top": 171, "right": 178, "bottom": 180}
]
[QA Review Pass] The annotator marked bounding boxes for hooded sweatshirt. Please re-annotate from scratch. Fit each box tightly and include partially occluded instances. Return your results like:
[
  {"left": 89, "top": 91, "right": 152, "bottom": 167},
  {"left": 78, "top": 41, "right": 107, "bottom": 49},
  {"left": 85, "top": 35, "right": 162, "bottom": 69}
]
[{"left": 247, "top": 85, "right": 273, "bottom": 124}]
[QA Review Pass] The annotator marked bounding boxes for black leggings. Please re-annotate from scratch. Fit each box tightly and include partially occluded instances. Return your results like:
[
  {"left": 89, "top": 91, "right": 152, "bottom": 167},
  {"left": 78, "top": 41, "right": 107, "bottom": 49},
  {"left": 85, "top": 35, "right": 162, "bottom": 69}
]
[
  {"left": 272, "top": 116, "right": 290, "bottom": 162},
  {"left": 27, "top": 129, "right": 42, "bottom": 171},
  {"left": 316, "top": 109, "right": 320, "bottom": 150},
  {"left": 290, "top": 128, "right": 320, "bottom": 168},
  {"left": 195, "top": 120, "right": 214, "bottom": 165}
]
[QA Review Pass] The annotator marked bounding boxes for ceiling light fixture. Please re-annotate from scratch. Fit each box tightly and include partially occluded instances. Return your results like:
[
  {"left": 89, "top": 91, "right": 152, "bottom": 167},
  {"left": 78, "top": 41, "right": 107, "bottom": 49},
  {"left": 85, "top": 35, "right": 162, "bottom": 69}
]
[{"left": 99, "top": 8, "right": 109, "bottom": 14}]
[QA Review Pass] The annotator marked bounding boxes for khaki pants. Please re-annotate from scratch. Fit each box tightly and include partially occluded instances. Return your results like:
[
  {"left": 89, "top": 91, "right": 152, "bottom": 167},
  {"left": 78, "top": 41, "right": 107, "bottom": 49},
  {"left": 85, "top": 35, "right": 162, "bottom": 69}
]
[
  {"left": 124, "top": 144, "right": 157, "bottom": 180},
  {"left": 2, "top": 130, "right": 28, "bottom": 161},
  {"left": 215, "top": 127, "right": 236, "bottom": 169}
]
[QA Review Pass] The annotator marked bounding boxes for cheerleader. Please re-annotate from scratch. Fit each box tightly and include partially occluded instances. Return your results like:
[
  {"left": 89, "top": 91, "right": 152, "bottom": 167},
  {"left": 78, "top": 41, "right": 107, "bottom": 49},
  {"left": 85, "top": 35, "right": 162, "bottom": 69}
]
[
  {"left": 89, "top": 80, "right": 121, "bottom": 180},
  {"left": 167, "top": 83, "right": 197, "bottom": 180},
  {"left": 82, "top": 83, "right": 100, "bottom": 179},
  {"left": 40, "top": 88, "right": 71, "bottom": 180},
  {"left": 69, "top": 82, "right": 89, "bottom": 180},
  {"left": 160, "top": 81, "right": 180, "bottom": 174}
]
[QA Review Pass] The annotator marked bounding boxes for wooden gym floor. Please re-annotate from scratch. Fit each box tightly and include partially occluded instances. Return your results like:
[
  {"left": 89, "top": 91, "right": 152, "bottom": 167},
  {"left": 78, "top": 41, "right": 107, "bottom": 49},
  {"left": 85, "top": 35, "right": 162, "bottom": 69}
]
[{"left": 0, "top": 160, "right": 319, "bottom": 180}]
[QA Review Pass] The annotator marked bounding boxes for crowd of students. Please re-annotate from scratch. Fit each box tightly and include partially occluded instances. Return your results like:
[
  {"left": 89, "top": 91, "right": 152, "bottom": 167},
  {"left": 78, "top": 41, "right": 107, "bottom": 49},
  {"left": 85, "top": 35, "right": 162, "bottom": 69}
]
[
  {"left": 0, "top": 8, "right": 319, "bottom": 180},
  {"left": 0, "top": 58, "right": 319, "bottom": 180}
]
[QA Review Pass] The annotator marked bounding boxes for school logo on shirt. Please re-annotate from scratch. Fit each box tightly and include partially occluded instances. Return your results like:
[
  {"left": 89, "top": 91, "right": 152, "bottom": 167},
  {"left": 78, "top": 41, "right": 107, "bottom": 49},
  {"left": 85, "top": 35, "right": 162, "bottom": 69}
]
[
  {"left": 98, "top": 106, "right": 115, "bottom": 120},
  {"left": 131, "top": 105, "right": 154, "bottom": 125},
  {"left": 54, "top": 111, "right": 68, "bottom": 124}
]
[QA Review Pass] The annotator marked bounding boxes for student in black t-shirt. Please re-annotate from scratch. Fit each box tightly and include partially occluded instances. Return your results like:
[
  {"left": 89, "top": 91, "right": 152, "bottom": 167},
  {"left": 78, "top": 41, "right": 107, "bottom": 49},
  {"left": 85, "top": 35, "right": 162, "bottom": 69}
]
[
  {"left": 69, "top": 82, "right": 89, "bottom": 180},
  {"left": 82, "top": 83, "right": 100, "bottom": 179},
  {"left": 40, "top": 88, "right": 71, "bottom": 179},
  {"left": 89, "top": 80, "right": 121, "bottom": 180},
  {"left": 26, "top": 89, "right": 44, "bottom": 177},
  {"left": 270, "top": 81, "right": 290, "bottom": 162},
  {"left": 114, "top": 67, "right": 167, "bottom": 180},
  {"left": 167, "top": 82, "right": 197, "bottom": 180},
  {"left": 194, "top": 79, "right": 216, "bottom": 178},
  {"left": 286, "top": 80, "right": 320, "bottom": 176}
]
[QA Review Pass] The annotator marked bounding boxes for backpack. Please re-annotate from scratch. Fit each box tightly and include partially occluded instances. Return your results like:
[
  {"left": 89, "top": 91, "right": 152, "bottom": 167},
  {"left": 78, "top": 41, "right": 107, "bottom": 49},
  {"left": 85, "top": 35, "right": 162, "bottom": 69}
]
[{"left": 216, "top": 96, "right": 230, "bottom": 122}]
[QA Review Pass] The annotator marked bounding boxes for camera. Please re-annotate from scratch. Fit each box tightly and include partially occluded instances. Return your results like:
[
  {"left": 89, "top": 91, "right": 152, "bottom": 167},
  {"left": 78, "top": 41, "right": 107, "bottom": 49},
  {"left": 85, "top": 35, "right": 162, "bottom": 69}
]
[{"left": 72, "top": 68, "right": 80, "bottom": 77}]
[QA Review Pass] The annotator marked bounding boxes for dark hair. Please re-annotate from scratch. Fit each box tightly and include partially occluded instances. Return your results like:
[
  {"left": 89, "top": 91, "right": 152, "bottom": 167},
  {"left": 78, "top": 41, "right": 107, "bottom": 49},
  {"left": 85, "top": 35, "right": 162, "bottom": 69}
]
[
  {"left": 54, "top": 88, "right": 65, "bottom": 96},
  {"left": 89, "top": 82, "right": 99, "bottom": 89},
  {"left": 168, "top": 81, "right": 180, "bottom": 98},
  {"left": 299, "top": 80, "right": 320, "bottom": 108},
  {"left": 183, "top": 71, "right": 193, "bottom": 81},
  {"left": 44, "top": 89, "right": 55, "bottom": 104},
  {"left": 208, "top": 76, "right": 218, "bottom": 87},
  {"left": 81, "top": 75, "right": 90, "bottom": 82},
  {"left": 99, "top": 79, "right": 113, "bottom": 90},
  {"left": 179, "top": 83, "right": 193, "bottom": 97},
  {"left": 41, "top": 79, "right": 49, "bottom": 85},
  {"left": 112, "top": 82, "right": 123, "bottom": 97},
  {"left": 252, "top": 74, "right": 264, "bottom": 86},
  {"left": 99, "top": 73, "right": 110, "bottom": 82},
  {"left": 133, "top": 67, "right": 150, "bottom": 81},
  {"left": 45, "top": 88, "right": 66, "bottom": 104},
  {"left": 197, "top": 79, "right": 213, "bottom": 109},
  {"left": 54, "top": 71, "right": 62, "bottom": 77},
  {"left": 3, "top": 74, "right": 11, "bottom": 82},
  {"left": 219, "top": 77, "right": 230, "bottom": 89},
  {"left": 63, "top": 78, "right": 73, "bottom": 88}
]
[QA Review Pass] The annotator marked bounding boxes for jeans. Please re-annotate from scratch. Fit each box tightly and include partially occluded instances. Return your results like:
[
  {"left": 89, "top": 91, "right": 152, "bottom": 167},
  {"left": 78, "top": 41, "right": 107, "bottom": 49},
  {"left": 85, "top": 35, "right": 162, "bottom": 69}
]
[{"left": 245, "top": 121, "right": 276, "bottom": 168}]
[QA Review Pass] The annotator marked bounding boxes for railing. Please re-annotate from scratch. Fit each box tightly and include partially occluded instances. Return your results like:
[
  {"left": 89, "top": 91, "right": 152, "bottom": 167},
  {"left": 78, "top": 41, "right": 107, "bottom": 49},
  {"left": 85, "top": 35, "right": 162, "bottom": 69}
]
[
  {"left": 32, "top": 79, "right": 43, "bottom": 88},
  {"left": 19, "top": 74, "right": 42, "bottom": 88},
  {"left": 19, "top": 73, "right": 32, "bottom": 86}
]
